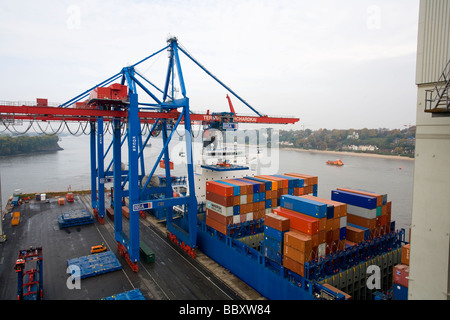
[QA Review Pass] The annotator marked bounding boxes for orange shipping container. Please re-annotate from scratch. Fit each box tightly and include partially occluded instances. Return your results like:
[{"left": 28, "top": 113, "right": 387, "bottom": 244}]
[
  {"left": 321, "top": 283, "right": 352, "bottom": 300},
  {"left": 273, "top": 207, "right": 319, "bottom": 235},
  {"left": 254, "top": 176, "right": 279, "bottom": 190},
  {"left": 283, "top": 256, "right": 304, "bottom": 277},
  {"left": 284, "top": 245, "right": 310, "bottom": 264},
  {"left": 294, "top": 187, "right": 305, "bottom": 196},
  {"left": 256, "top": 175, "right": 288, "bottom": 189},
  {"left": 265, "top": 212, "right": 290, "bottom": 231},
  {"left": 347, "top": 214, "right": 376, "bottom": 230},
  {"left": 346, "top": 226, "right": 365, "bottom": 243},
  {"left": 284, "top": 230, "right": 313, "bottom": 256},
  {"left": 401, "top": 244, "right": 410, "bottom": 265}
]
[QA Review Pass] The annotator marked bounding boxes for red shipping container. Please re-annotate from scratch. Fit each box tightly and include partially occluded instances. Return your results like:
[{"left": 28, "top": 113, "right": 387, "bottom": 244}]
[
  {"left": 273, "top": 207, "right": 319, "bottom": 235},
  {"left": 206, "top": 181, "right": 234, "bottom": 197},
  {"left": 206, "top": 209, "right": 233, "bottom": 225},
  {"left": 206, "top": 216, "right": 228, "bottom": 235},
  {"left": 207, "top": 191, "right": 236, "bottom": 207},
  {"left": 393, "top": 264, "right": 409, "bottom": 287},
  {"left": 380, "top": 215, "right": 387, "bottom": 226}
]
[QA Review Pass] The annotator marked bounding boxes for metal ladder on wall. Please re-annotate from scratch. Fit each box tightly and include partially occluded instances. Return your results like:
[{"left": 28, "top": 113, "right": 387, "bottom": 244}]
[{"left": 425, "top": 59, "right": 450, "bottom": 113}]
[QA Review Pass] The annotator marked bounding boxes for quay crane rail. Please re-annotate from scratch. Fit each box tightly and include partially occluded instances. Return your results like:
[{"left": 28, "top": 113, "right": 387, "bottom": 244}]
[{"left": 0, "top": 37, "right": 299, "bottom": 272}]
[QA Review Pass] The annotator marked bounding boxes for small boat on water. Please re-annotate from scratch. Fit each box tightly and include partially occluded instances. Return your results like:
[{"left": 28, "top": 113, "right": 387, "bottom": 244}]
[{"left": 326, "top": 159, "right": 344, "bottom": 166}]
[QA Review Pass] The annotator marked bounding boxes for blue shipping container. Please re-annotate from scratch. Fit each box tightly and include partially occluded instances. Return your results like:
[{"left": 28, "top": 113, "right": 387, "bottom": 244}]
[
  {"left": 102, "top": 289, "right": 146, "bottom": 300},
  {"left": 263, "top": 235, "right": 283, "bottom": 253},
  {"left": 339, "top": 227, "right": 347, "bottom": 240},
  {"left": 263, "top": 225, "right": 286, "bottom": 242},
  {"left": 331, "top": 190, "right": 378, "bottom": 210},
  {"left": 273, "top": 175, "right": 304, "bottom": 188},
  {"left": 326, "top": 205, "right": 334, "bottom": 219},
  {"left": 280, "top": 195, "right": 327, "bottom": 218},
  {"left": 244, "top": 176, "right": 272, "bottom": 191},
  {"left": 263, "top": 246, "right": 283, "bottom": 264},
  {"left": 393, "top": 284, "right": 408, "bottom": 300}
]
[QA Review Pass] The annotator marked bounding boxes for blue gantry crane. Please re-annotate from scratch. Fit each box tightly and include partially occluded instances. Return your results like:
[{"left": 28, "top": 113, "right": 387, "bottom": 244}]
[{"left": 0, "top": 37, "right": 299, "bottom": 272}]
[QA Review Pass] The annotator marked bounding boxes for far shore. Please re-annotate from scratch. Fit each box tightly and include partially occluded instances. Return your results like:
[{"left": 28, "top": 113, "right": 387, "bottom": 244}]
[{"left": 281, "top": 147, "right": 414, "bottom": 161}]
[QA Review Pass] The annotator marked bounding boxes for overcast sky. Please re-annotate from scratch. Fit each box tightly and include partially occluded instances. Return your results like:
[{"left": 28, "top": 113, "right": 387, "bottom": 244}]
[{"left": 0, "top": 0, "right": 420, "bottom": 130}]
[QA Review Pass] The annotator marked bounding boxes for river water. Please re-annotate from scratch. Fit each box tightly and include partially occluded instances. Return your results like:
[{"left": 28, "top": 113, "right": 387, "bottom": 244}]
[{"left": 0, "top": 134, "right": 414, "bottom": 230}]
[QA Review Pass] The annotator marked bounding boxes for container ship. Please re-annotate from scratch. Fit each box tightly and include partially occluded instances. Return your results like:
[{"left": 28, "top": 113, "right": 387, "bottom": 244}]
[{"left": 157, "top": 142, "right": 409, "bottom": 300}]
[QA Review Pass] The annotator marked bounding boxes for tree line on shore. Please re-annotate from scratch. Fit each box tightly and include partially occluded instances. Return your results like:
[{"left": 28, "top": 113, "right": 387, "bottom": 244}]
[
  {"left": 0, "top": 134, "right": 62, "bottom": 156},
  {"left": 279, "top": 127, "right": 416, "bottom": 157}
]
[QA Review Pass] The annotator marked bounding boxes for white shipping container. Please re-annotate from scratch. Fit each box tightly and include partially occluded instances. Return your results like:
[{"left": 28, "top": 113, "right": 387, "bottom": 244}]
[
  {"left": 206, "top": 200, "right": 233, "bottom": 216},
  {"left": 347, "top": 204, "right": 377, "bottom": 219}
]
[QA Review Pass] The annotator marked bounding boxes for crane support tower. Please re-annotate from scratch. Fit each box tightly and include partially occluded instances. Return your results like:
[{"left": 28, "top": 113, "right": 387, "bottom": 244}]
[{"left": 0, "top": 37, "right": 299, "bottom": 272}]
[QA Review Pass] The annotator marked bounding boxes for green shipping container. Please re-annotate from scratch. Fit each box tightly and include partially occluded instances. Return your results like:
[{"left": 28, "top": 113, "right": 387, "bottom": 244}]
[{"left": 140, "top": 241, "right": 155, "bottom": 263}]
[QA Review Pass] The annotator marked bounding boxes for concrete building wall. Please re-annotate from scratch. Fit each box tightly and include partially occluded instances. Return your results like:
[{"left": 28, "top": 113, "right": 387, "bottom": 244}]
[{"left": 410, "top": 0, "right": 450, "bottom": 300}]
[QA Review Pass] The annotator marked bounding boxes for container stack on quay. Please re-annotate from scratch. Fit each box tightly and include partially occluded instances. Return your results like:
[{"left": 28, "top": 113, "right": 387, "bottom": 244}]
[
  {"left": 393, "top": 243, "right": 410, "bottom": 300},
  {"left": 204, "top": 173, "right": 318, "bottom": 236},
  {"left": 57, "top": 209, "right": 95, "bottom": 228}
]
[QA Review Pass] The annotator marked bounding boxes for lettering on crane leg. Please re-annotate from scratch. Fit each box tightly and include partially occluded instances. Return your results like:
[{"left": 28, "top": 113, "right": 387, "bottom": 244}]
[{"left": 179, "top": 304, "right": 213, "bottom": 318}]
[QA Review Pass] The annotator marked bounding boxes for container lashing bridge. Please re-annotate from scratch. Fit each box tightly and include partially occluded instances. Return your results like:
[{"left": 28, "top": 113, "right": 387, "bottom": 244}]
[{"left": 0, "top": 37, "right": 299, "bottom": 272}]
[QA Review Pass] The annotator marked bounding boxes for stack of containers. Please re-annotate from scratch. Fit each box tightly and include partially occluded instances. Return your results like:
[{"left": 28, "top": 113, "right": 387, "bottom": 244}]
[
  {"left": 263, "top": 213, "right": 290, "bottom": 264},
  {"left": 205, "top": 178, "right": 266, "bottom": 235},
  {"left": 393, "top": 243, "right": 410, "bottom": 300},
  {"left": 284, "top": 173, "right": 318, "bottom": 197},
  {"left": 270, "top": 194, "right": 348, "bottom": 277},
  {"left": 331, "top": 188, "right": 392, "bottom": 240},
  {"left": 204, "top": 173, "right": 318, "bottom": 236}
]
